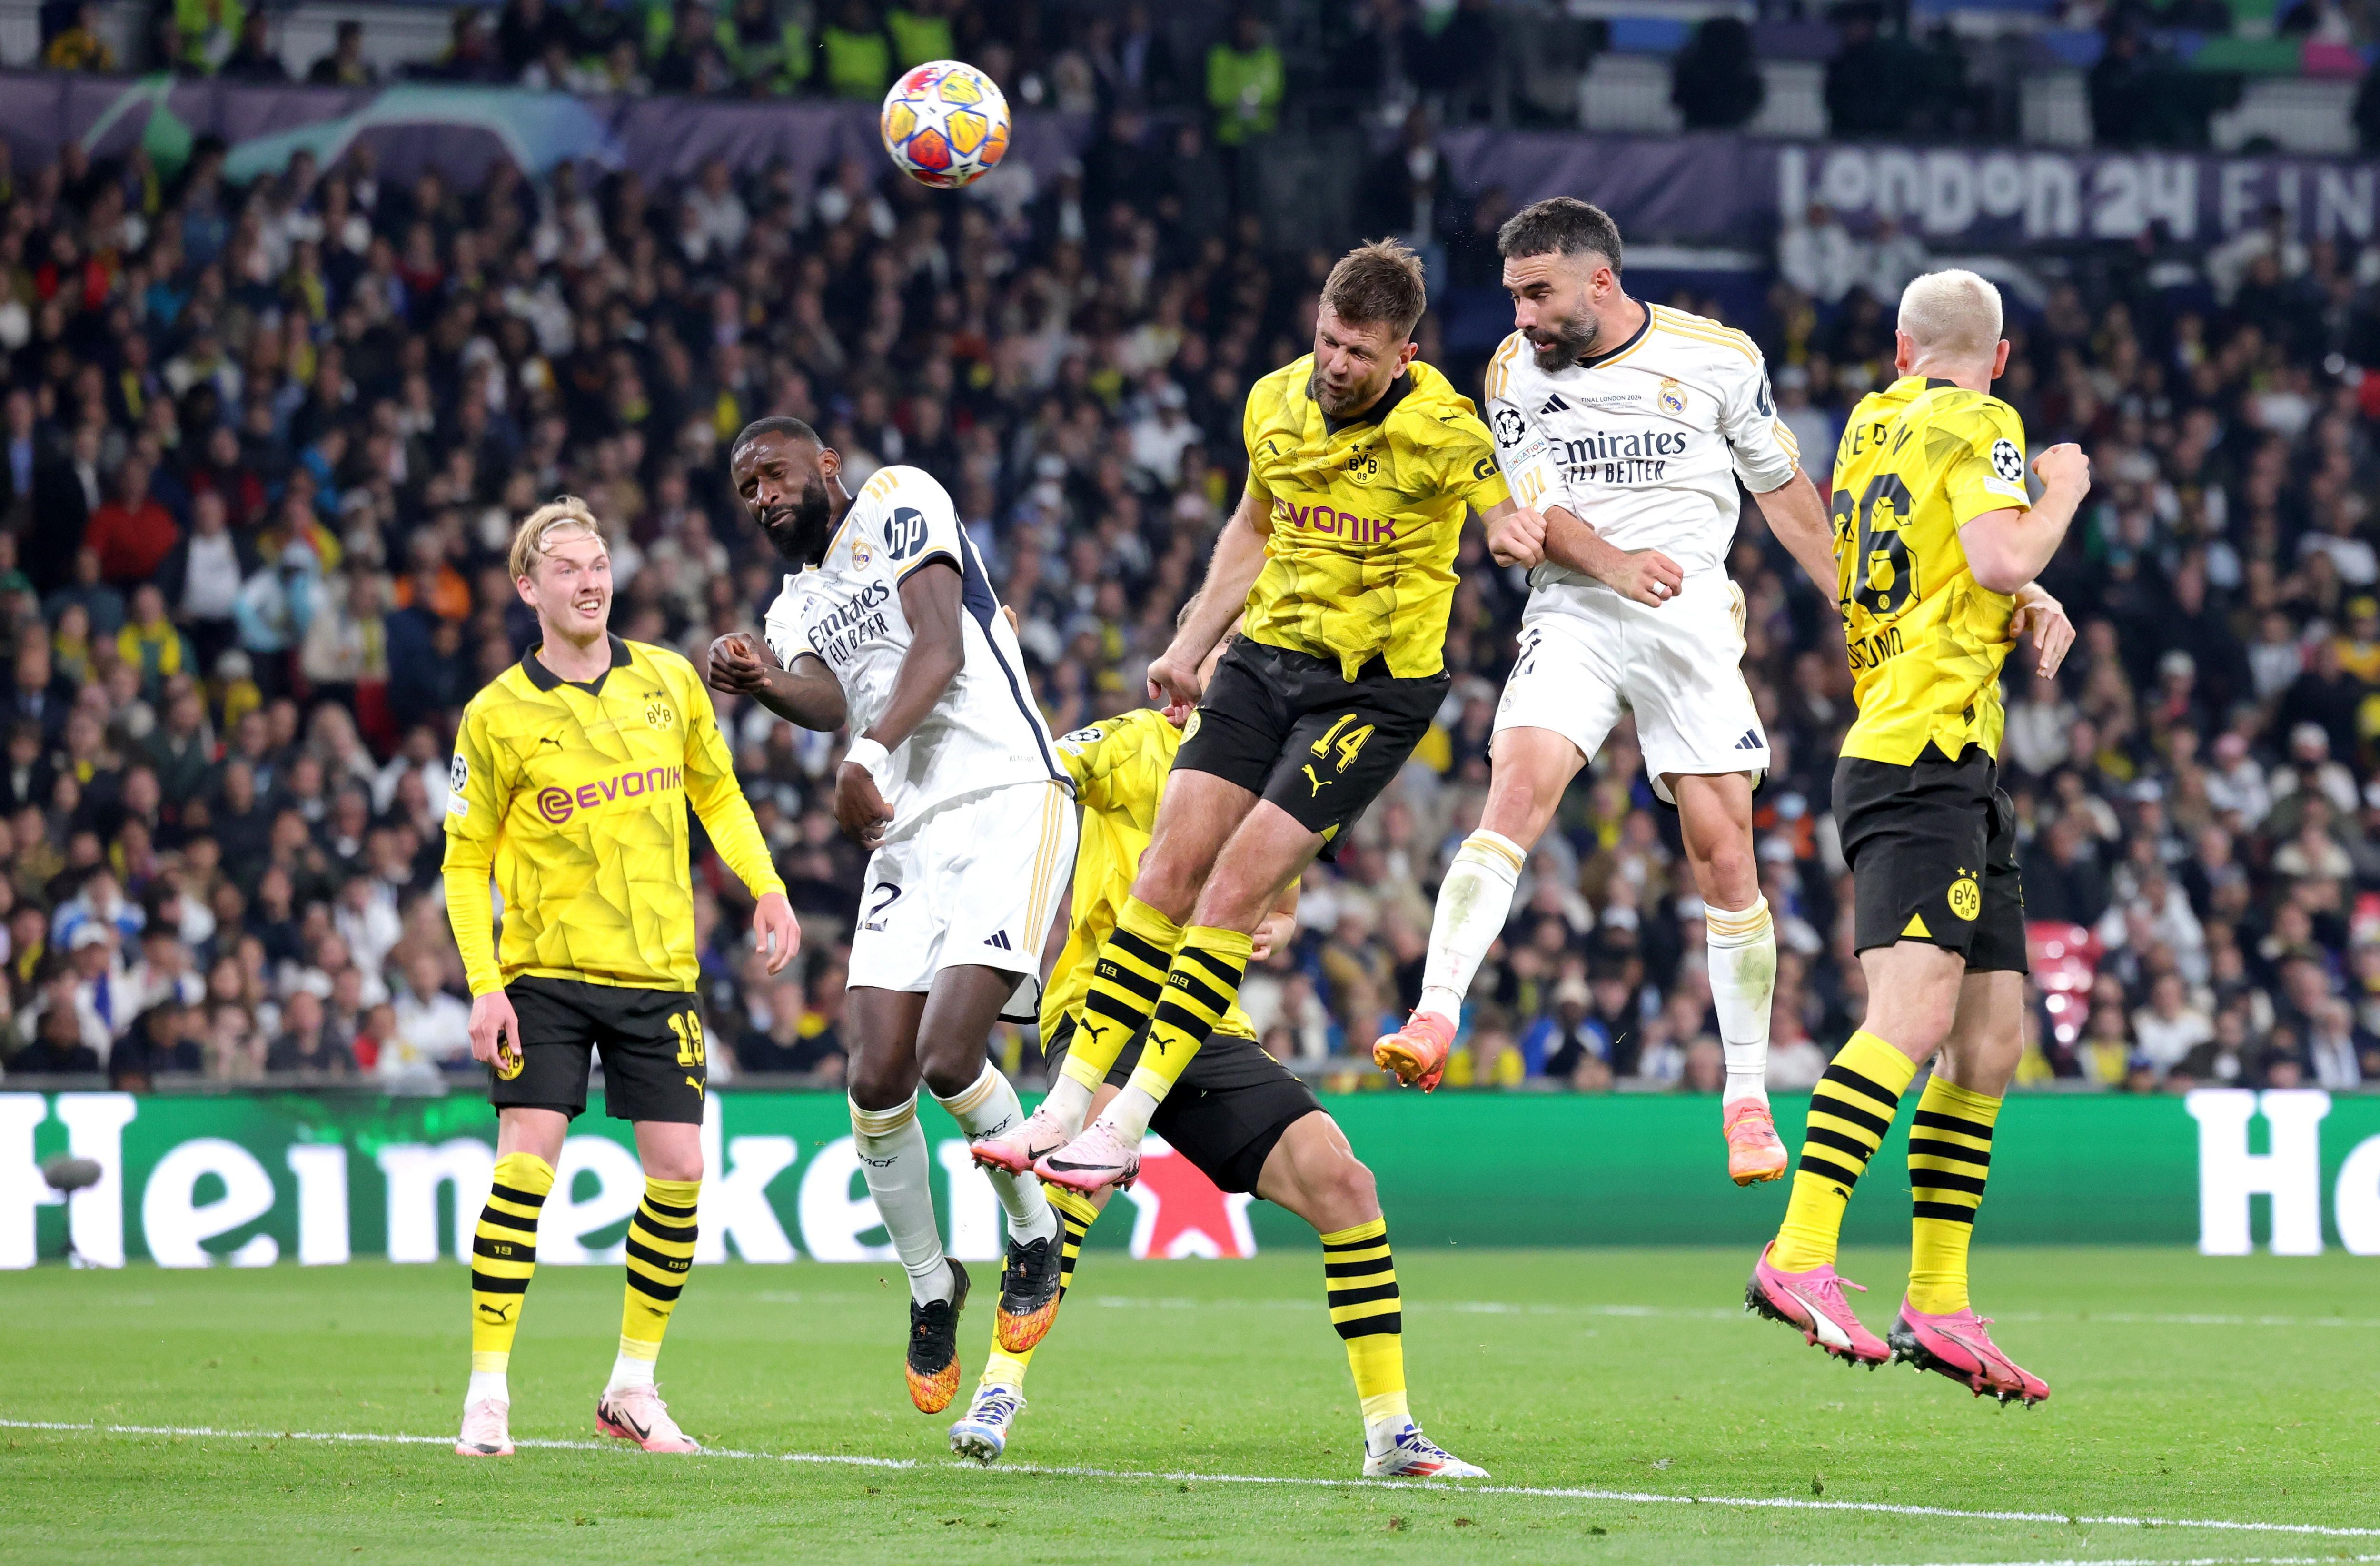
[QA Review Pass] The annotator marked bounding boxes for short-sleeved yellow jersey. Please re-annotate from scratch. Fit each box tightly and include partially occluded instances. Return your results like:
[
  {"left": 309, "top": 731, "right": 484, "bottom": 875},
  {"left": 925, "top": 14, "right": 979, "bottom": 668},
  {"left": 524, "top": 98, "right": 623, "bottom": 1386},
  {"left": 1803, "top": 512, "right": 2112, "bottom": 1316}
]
[
  {"left": 1241, "top": 356, "right": 1510, "bottom": 680},
  {"left": 1042, "top": 709, "right": 1256, "bottom": 1042},
  {"left": 441, "top": 634, "right": 785, "bottom": 995},
  {"left": 1830, "top": 376, "right": 2033, "bottom": 767}
]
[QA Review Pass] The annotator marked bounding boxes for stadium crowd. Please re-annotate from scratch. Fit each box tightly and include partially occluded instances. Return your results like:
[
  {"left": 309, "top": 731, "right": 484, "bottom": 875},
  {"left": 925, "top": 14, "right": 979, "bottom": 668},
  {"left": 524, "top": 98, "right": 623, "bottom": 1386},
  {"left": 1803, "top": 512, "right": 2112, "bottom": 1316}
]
[{"left": 0, "top": 94, "right": 2378, "bottom": 1099}]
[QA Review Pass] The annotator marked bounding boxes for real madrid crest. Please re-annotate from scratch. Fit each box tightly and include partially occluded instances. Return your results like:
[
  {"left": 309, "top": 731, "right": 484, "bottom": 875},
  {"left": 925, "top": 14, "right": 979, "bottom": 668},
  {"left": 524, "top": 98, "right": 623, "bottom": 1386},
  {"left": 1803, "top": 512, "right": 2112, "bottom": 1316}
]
[
  {"left": 853, "top": 538, "right": 873, "bottom": 569},
  {"left": 1658, "top": 377, "right": 1687, "bottom": 416}
]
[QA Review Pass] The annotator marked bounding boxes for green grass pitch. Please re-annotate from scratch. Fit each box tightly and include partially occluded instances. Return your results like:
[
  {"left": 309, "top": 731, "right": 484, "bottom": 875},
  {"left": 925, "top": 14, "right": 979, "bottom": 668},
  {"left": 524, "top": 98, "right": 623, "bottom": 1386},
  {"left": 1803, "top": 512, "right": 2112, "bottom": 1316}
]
[{"left": 2, "top": 1247, "right": 2373, "bottom": 1564}]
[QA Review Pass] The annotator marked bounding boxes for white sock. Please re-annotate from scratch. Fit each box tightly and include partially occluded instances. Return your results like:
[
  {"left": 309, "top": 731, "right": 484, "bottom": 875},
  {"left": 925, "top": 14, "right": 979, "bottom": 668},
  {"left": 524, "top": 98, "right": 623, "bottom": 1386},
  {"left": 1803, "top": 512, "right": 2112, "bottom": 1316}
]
[
  {"left": 1416, "top": 830, "right": 1527, "bottom": 1023},
  {"left": 1037, "top": 1073, "right": 1093, "bottom": 1134},
  {"left": 849, "top": 1092, "right": 954, "bottom": 1304},
  {"left": 1100, "top": 1084, "right": 1160, "bottom": 1143},
  {"left": 607, "top": 1350, "right": 655, "bottom": 1391},
  {"left": 934, "top": 1062, "right": 1059, "bottom": 1245},
  {"left": 1706, "top": 896, "right": 1776, "bottom": 1108},
  {"left": 465, "top": 1370, "right": 507, "bottom": 1407}
]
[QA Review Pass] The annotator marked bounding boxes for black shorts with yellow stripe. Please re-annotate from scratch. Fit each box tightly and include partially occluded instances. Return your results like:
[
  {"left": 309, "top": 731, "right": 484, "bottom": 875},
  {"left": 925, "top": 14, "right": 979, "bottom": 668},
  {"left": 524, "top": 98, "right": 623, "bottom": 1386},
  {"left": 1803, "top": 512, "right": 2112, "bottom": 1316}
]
[
  {"left": 491, "top": 975, "right": 709, "bottom": 1124},
  {"left": 1175, "top": 637, "right": 1448, "bottom": 841},
  {"left": 1834, "top": 744, "right": 2028, "bottom": 974},
  {"left": 1043, "top": 1014, "right": 1324, "bottom": 1194}
]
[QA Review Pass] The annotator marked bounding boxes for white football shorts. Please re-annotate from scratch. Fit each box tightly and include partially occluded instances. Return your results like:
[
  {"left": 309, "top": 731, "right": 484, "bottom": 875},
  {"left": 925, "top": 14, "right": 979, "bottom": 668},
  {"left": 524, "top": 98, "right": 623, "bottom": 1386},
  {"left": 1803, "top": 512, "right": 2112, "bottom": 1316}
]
[
  {"left": 1493, "top": 570, "right": 1769, "bottom": 803},
  {"left": 845, "top": 778, "right": 1075, "bottom": 1021}
]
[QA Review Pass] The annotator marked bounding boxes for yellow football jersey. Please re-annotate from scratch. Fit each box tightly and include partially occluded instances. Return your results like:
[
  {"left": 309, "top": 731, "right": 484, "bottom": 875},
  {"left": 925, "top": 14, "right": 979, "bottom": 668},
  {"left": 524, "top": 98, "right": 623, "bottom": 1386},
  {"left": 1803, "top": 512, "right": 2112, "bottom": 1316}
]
[
  {"left": 442, "top": 634, "right": 784, "bottom": 995},
  {"left": 1042, "top": 708, "right": 1256, "bottom": 1042},
  {"left": 1241, "top": 355, "right": 1511, "bottom": 680},
  {"left": 1830, "top": 376, "right": 2033, "bottom": 767}
]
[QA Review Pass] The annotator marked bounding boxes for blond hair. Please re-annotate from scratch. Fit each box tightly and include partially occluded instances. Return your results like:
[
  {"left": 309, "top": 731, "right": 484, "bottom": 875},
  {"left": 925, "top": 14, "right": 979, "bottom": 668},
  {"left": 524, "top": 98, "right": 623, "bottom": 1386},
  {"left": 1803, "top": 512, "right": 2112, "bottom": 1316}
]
[
  {"left": 1897, "top": 269, "right": 2003, "bottom": 363},
  {"left": 508, "top": 496, "right": 609, "bottom": 581}
]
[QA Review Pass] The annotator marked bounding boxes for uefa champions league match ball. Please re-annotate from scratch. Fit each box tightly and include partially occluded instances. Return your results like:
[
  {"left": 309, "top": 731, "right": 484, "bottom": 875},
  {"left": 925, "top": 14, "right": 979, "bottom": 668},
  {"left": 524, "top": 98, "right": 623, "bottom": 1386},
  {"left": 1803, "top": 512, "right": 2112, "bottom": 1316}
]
[{"left": 879, "top": 60, "right": 1011, "bottom": 189}]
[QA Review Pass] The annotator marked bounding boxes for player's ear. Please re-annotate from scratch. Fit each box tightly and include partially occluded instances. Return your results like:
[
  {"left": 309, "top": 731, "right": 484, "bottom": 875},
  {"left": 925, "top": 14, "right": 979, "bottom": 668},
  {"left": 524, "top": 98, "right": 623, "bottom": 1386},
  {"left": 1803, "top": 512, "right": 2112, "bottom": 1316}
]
[
  {"left": 818, "top": 446, "right": 841, "bottom": 483},
  {"left": 1991, "top": 338, "right": 2012, "bottom": 380}
]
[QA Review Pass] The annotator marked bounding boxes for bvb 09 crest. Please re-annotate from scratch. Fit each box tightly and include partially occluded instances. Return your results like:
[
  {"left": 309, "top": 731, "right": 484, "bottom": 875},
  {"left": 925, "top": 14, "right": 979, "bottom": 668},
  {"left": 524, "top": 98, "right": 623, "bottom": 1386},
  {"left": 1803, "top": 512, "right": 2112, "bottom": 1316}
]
[{"left": 646, "top": 700, "right": 675, "bottom": 730}]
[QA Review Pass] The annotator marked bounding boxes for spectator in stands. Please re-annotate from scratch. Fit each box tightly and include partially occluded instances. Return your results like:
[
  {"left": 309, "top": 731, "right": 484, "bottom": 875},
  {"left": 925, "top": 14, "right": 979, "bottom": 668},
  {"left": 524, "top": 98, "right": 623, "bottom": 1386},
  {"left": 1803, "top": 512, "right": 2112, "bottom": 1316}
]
[
  {"left": 42, "top": 1, "right": 113, "bottom": 72},
  {"left": 819, "top": 0, "right": 894, "bottom": 99},
  {"left": 1207, "top": 7, "right": 1284, "bottom": 147},
  {"left": 1824, "top": 4, "right": 1924, "bottom": 139},
  {"left": 220, "top": 9, "right": 287, "bottom": 81},
  {"left": 309, "top": 19, "right": 378, "bottom": 86},
  {"left": 1671, "top": 16, "right": 1765, "bottom": 131}
]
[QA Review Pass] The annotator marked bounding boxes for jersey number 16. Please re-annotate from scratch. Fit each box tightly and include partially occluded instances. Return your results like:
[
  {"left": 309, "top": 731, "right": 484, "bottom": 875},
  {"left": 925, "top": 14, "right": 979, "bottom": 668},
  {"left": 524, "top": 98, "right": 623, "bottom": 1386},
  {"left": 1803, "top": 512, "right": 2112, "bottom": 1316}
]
[{"left": 1832, "top": 473, "right": 1919, "bottom": 619}]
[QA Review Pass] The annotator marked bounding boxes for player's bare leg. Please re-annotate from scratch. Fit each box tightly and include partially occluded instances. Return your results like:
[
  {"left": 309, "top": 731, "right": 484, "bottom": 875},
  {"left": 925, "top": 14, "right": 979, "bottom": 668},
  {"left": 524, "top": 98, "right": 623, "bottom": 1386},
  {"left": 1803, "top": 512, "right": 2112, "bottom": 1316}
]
[
  {"left": 1751, "top": 940, "right": 1961, "bottom": 1367},
  {"left": 1378, "top": 725, "right": 1582, "bottom": 1090},
  {"left": 1254, "top": 1114, "right": 1486, "bottom": 1479},
  {"left": 1015, "top": 768, "right": 1257, "bottom": 1154},
  {"left": 1041, "top": 799, "right": 1314, "bottom": 1191},
  {"left": 1890, "top": 967, "right": 2047, "bottom": 1404},
  {"left": 1668, "top": 770, "right": 1785, "bottom": 1185}
]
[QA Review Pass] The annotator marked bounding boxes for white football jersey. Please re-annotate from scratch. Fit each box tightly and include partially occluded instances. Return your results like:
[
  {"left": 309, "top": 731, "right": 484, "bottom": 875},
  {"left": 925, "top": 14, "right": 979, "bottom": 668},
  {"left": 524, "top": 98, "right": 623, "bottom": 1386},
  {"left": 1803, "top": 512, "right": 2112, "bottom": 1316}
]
[
  {"left": 764, "top": 465, "right": 1065, "bottom": 838},
  {"left": 1484, "top": 304, "right": 1801, "bottom": 581}
]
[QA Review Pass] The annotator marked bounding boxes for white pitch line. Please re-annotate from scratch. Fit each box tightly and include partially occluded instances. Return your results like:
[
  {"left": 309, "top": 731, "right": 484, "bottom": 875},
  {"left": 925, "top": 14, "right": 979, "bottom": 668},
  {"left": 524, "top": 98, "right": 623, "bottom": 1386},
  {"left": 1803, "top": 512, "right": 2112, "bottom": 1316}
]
[
  {"left": 1795, "top": 1556, "right": 2380, "bottom": 1566},
  {"left": 6, "top": 1418, "right": 2378, "bottom": 1542}
]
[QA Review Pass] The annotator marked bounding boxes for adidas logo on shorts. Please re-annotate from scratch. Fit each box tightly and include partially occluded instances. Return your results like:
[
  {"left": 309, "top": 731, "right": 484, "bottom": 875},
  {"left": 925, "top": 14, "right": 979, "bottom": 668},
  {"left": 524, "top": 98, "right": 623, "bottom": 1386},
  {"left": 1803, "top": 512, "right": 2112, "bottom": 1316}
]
[{"left": 1735, "top": 729, "right": 1765, "bottom": 751}]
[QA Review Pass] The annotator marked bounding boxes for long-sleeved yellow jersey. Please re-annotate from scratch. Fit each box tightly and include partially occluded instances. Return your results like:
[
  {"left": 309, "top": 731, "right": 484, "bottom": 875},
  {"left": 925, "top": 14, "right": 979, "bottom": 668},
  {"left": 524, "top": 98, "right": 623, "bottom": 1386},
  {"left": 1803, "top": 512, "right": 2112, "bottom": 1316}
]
[{"left": 441, "top": 634, "right": 785, "bottom": 995}]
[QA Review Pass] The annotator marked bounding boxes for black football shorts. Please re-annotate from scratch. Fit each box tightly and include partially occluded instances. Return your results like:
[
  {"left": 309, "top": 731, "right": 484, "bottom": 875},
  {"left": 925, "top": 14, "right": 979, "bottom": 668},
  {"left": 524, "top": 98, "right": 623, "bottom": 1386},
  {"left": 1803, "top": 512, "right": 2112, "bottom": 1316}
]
[
  {"left": 1173, "top": 637, "right": 1447, "bottom": 842},
  {"left": 1834, "top": 744, "right": 2028, "bottom": 974},
  {"left": 1043, "top": 1014, "right": 1324, "bottom": 1195},
  {"left": 491, "top": 975, "right": 710, "bottom": 1124}
]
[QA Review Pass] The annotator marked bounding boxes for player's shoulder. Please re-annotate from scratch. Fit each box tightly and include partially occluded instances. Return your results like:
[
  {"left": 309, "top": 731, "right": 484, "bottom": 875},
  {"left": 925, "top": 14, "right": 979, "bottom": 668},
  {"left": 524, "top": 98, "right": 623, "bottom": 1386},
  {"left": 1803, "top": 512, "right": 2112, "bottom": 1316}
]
[
  {"left": 1646, "top": 305, "right": 1764, "bottom": 373},
  {"left": 459, "top": 660, "right": 540, "bottom": 728},
  {"left": 622, "top": 637, "right": 701, "bottom": 693},
  {"left": 1057, "top": 705, "right": 1174, "bottom": 756},
  {"left": 1390, "top": 360, "right": 1491, "bottom": 450},
  {"left": 1484, "top": 331, "right": 1537, "bottom": 403},
  {"left": 851, "top": 462, "right": 952, "bottom": 513},
  {"left": 1245, "top": 356, "right": 1310, "bottom": 419}
]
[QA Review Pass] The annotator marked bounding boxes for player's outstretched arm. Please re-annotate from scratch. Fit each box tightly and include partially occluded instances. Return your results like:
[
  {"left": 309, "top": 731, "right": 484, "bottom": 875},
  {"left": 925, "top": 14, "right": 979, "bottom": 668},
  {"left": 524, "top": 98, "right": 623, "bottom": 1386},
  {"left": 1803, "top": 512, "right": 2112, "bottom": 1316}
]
[
  {"left": 1534, "top": 503, "right": 1684, "bottom": 607},
  {"left": 1959, "top": 444, "right": 2091, "bottom": 595},
  {"left": 708, "top": 631, "right": 848, "bottom": 732},
  {"left": 1746, "top": 468, "right": 1840, "bottom": 600},
  {"left": 1149, "top": 488, "right": 1269, "bottom": 708}
]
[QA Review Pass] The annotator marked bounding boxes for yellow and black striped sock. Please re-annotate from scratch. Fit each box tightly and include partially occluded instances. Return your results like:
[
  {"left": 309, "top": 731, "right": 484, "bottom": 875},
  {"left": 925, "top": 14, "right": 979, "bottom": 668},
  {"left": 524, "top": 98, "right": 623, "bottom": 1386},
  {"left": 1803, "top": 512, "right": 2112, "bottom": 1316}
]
[
  {"left": 981, "top": 1187, "right": 1100, "bottom": 1391},
  {"left": 1124, "top": 925, "right": 1255, "bottom": 1103},
  {"left": 1906, "top": 1077, "right": 2002, "bottom": 1315},
  {"left": 617, "top": 1177, "right": 700, "bottom": 1378},
  {"left": 470, "top": 1152, "right": 553, "bottom": 1387},
  {"left": 1771, "top": 1031, "right": 1919, "bottom": 1273},
  {"left": 1322, "top": 1218, "right": 1409, "bottom": 1433},
  {"left": 1064, "top": 898, "right": 1185, "bottom": 1093}
]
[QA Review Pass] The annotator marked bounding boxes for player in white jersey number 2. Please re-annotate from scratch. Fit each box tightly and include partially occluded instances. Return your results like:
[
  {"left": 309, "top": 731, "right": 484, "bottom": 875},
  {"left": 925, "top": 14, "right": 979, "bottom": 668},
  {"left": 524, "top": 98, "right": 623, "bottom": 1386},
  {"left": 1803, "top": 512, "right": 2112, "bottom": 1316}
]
[
  {"left": 1373, "top": 199, "right": 1845, "bottom": 1186},
  {"left": 708, "top": 417, "right": 1075, "bottom": 1415}
]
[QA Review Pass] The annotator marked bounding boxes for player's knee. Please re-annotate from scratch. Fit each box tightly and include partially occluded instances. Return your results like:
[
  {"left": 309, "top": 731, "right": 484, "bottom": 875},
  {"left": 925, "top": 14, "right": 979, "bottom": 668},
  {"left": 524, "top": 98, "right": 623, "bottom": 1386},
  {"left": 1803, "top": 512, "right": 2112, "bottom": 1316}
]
[
  {"left": 846, "top": 1055, "right": 914, "bottom": 1113},
  {"left": 912, "top": 1035, "right": 981, "bottom": 1102},
  {"left": 1694, "top": 842, "right": 1759, "bottom": 906},
  {"left": 1315, "top": 1153, "right": 1379, "bottom": 1229}
]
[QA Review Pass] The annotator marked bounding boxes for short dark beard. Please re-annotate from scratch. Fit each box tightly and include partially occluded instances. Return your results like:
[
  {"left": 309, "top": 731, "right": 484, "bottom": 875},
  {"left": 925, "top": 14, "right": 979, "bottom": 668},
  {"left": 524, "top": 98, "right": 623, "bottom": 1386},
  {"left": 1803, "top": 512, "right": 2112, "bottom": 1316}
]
[
  {"left": 1529, "top": 309, "right": 1600, "bottom": 373},
  {"left": 1309, "top": 367, "right": 1393, "bottom": 421},
  {"left": 759, "top": 476, "right": 835, "bottom": 565}
]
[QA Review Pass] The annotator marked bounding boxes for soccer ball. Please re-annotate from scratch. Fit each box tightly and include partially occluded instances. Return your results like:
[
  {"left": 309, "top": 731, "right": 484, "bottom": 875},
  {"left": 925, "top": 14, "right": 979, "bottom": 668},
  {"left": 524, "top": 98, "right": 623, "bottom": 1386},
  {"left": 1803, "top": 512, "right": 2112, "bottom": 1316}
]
[{"left": 879, "top": 60, "right": 1011, "bottom": 190}]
